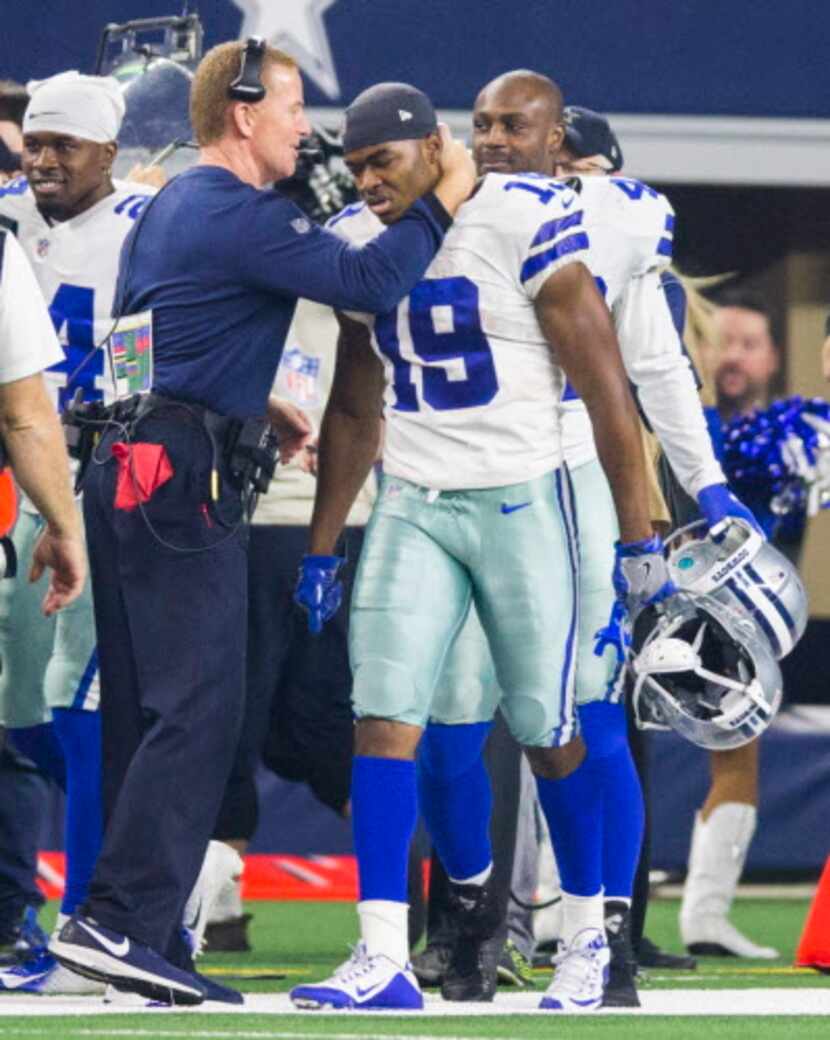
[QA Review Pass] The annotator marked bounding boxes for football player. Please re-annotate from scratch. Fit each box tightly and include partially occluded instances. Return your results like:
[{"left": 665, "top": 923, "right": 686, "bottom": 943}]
[
  {"left": 287, "top": 79, "right": 742, "bottom": 1012},
  {"left": 414, "top": 75, "right": 759, "bottom": 1007},
  {"left": 0, "top": 70, "right": 151, "bottom": 995}
]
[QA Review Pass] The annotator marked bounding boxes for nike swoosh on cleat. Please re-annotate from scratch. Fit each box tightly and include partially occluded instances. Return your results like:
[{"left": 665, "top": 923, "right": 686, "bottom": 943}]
[
  {"left": 501, "top": 502, "right": 532, "bottom": 515},
  {"left": 0, "top": 971, "right": 49, "bottom": 990},
  {"left": 572, "top": 996, "right": 600, "bottom": 1006},
  {"left": 76, "top": 920, "right": 130, "bottom": 958}
]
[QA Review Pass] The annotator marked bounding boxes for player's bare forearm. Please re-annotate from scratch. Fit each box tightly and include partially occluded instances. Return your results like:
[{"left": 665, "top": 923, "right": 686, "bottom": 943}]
[
  {"left": 308, "top": 313, "right": 384, "bottom": 554},
  {"left": 309, "top": 409, "right": 380, "bottom": 553},
  {"left": 535, "top": 263, "right": 652, "bottom": 543},
  {"left": 0, "top": 374, "right": 80, "bottom": 539}
]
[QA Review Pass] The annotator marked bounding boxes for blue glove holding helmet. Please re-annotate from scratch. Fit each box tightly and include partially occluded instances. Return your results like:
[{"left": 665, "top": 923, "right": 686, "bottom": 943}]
[
  {"left": 294, "top": 554, "right": 345, "bottom": 634},
  {"left": 697, "top": 483, "right": 763, "bottom": 540},
  {"left": 595, "top": 534, "right": 676, "bottom": 661}
]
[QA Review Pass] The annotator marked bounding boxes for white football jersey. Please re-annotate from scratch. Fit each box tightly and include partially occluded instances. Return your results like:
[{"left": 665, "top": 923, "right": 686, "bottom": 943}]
[
  {"left": 555, "top": 175, "right": 723, "bottom": 496},
  {"left": 0, "top": 176, "right": 154, "bottom": 411},
  {"left": 254, "top": 298, "right": 377, "bottom": 527},
  {"left": 329, "top": 175, "right": 586, "bottom": 489},
  {"left": 0, "top": 229, "right": 63, "bottom": 384},
  {"left": 330, "top": 173, "right": 683, "bottom": 490}
]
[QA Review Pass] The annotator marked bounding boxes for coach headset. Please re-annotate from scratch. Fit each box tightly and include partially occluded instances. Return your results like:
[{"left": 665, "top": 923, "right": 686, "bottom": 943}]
[{"left": 228, "top": 37, "right": 267, "bottom": 102}]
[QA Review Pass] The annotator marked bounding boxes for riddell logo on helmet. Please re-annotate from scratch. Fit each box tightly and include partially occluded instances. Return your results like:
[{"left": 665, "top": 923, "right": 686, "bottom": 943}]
[{"left": 711, "top": 546, "right": 751, "bottom": 583}]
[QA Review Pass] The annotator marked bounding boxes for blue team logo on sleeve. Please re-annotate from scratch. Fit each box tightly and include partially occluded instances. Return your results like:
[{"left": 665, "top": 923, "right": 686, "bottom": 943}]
[{"left": 0, "top": 175, "right": 28, "bottom": 198}]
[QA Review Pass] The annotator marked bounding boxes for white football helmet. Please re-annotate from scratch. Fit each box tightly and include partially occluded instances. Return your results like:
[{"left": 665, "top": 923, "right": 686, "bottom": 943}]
[
  {"left": 631, "top": 594, "right": 783, "bottom": 750},
  {"left": 665, "top": 518, "right": 807, "bottom": 659}
]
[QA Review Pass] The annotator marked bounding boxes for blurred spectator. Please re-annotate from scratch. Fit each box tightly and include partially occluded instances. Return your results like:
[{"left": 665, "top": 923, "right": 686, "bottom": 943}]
[
  {"left": 0, "top": 80, "right": 26, "bottom": 180},
  {"left": 679, "top": 288, "right": 787, "bottom": 961}
]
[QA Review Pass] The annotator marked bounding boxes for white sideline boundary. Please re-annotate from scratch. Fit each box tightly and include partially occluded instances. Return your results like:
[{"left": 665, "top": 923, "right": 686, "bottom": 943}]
[{"left": 0, "top": 989, "right": 827, "bottom": 1019}]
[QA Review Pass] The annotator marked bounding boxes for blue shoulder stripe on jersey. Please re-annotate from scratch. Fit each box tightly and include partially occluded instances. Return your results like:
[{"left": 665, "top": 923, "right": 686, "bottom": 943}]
[
  {"left": 0, "top": 175, "right": 28, "bottom": 198},
  {"left": 657, "top": 237, "right": 673, "bottom": 257},
  {"left": 664, "top": 213, "right": 675, "bottom": 233},
  {"left": 326, "top": 202, "right": 366, "bottom": 229},
  {"left": 528, "top": 210, "right": 583, "bottom": 250},
  {"left": 520, "top": 232, "right": 590, "bottom": 284}
]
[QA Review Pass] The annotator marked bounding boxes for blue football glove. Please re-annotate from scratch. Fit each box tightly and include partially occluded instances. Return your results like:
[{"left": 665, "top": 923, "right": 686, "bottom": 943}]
[
  {"left": 697, "top": 483, "right": 763, "bottom": 540},
  {"left": 294, "top": 554, "right": 345, "bottom": 634},
  {"left": 595, "top": 535, "right": 677, "bottom": 662}
]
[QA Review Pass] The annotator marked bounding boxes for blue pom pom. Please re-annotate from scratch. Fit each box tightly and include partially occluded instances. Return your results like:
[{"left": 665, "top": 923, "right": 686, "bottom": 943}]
[{"left": 720, "top": 396, "right": 830, "bottom": 520}]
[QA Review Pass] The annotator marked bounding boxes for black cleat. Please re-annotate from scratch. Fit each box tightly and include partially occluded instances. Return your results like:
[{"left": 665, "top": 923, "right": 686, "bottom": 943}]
[
  {"left": 204, "top": 914, "right": 253, "bottom": 953},
  {"left": 411, "top": 942, "right": 452, "bottom": 987},
  {"left": 440, "top": 880, "right": 501, "bottom": 1003},
  {"left": 638, "top": 935, "right": 697, "bottom": 970},
  {"left": 602, "top": 900, "right": 640, "bottom": 1008}
]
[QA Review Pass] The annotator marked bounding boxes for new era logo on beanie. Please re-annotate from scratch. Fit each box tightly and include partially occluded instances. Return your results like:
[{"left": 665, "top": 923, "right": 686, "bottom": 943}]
[{"left": 343, "top": 83, "right": 437, "bottom": 153}]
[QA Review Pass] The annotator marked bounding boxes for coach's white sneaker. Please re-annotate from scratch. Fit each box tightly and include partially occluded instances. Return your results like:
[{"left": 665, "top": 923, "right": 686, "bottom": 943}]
[
  {"left": 539, "top": 928, "right": 609, "bottom": 1012},
  {"left": 183, "top": 841, "right": 244, "bottom": 957},
  {"left": 290, "top": 942, "right": 423, "bottom": 1010},
  {"left": 680, "top": 804, "right": 779, "bottom": 959}
]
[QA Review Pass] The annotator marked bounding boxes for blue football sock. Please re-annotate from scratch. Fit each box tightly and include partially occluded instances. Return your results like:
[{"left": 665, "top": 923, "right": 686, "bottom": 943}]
[
  {"left": 534, "top": 758, "right": 602, "bottom": 897},
  {"left": 578, "top": 701, "right": 644, "bottom": 899},
  {"left": 9, "top": 724, "right": 66, "bottom": 790},
  {"left": 417, "top": 721, "right": 492, "bottom": 880},
  {"left": 351, "top": 756, "right": 417, "bottom": 903},
  {"left": 51, "top": 708, "right": 103, "bottom": 916}
]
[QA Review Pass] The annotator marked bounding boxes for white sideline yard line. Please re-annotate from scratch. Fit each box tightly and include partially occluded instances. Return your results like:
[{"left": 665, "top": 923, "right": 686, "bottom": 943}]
[{"left": 0, "top": 990, "right": 828, "bottom": 1021}]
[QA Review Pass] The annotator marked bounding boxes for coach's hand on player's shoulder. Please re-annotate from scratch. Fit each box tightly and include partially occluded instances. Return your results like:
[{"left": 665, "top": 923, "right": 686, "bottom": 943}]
[
  {"left": 267, "top": 395, "right": 314, "bottom": 465},
  {"left": 30, "top": 525, "right": 87, "bottom": 616},
  {"left": 294, "top": 554, "right": 346, "bottom": 634},
  {"left": 432, "top": 123, "right": 476, "bottom": 215}
]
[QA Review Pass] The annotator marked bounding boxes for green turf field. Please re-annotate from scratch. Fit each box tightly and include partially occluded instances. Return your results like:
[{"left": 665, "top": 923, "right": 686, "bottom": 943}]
[{"left": 0, "top": 897, "right": 827, "bottom": 1040}]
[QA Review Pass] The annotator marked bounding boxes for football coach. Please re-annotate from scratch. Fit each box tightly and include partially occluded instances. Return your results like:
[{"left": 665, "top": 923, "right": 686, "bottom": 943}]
[{"left": 51, "top": 39, "right": 474, "bottom": 1005}]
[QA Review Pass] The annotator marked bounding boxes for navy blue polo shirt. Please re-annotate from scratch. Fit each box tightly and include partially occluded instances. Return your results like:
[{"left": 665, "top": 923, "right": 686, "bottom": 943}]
[{"left": 114, "top": 165, "right": 450, "bottom": 419}]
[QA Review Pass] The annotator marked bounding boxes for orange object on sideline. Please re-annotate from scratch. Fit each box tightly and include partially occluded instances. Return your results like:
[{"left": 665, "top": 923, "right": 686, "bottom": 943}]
[
  {"left": 0, "top": 469, "right": 17, "bottom": 536},
  {"left": 795, "top": 855, "right": 830, "bottom": 970},
  {"left": 37, "top": 852, "right": 432, "bottom": 903}
]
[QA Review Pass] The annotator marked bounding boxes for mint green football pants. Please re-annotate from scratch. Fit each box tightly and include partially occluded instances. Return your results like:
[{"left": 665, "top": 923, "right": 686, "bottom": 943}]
[
  {"left": 430, "top": 457, "right": 624, "bottom": 733},
  {"left": 348, "top": 467, "right": 580, "bottom": 747},
  {"left": 0, "top": 509, "right": 99, "bottom": 728}
]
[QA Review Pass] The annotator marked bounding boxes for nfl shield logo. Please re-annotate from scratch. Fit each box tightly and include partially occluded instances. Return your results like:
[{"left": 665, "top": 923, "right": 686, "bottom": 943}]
[
  {"left": 279, "top": 346, "right": 320, "bottom": 405},
  {"left": 36, "top": 237, "right": 50, "bottom": 258}
]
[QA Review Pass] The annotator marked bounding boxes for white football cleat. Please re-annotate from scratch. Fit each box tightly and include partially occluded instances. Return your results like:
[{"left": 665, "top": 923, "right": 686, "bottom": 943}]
[
  {"left": 183, "top": 841, "right": 244, "bottom": 957},
  {"left": 290, "top": 942, "right": 423, "bottom": 1010},
  {"left": 539, "top": 927, "right": 609, "bottom": 1012},
  {"left": 0, "top": 951, "right": 104, "bottom": 995}
]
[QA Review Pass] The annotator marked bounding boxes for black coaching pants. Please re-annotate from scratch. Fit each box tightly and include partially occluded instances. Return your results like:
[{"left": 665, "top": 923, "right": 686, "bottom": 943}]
[{"left": 81, "top": 408, "right": 246, "bottom": 956}]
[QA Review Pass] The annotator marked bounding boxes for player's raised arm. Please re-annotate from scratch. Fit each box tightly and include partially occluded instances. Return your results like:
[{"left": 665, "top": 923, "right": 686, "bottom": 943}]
[{"left": 534, "top": 262, "right": 652, "bottom": 544}]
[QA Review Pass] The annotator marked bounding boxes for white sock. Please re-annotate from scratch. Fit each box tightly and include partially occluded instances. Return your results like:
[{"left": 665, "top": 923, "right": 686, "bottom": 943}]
[
  {"left": 449, "top": 862, "right": 493, "bottom": 887},
  {"left": 209, "top": 876, "right": 244, "bottom": 923},
  {"left": 561, "top": 890, "right": 604, "bottom": 947},
  {"left": 358, "top": 900, "right": 409, "bottom": 968}
]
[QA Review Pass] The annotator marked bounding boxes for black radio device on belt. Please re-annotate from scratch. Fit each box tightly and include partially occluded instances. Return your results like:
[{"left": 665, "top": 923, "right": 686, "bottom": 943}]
[
  {"left": 228, "top": 37, "right": 267, "bottom": 102},
  {"left": 229, "top": 417, "right": 280, "bottom": 498}
]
